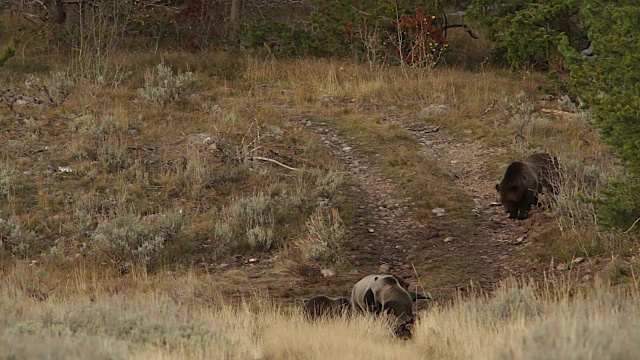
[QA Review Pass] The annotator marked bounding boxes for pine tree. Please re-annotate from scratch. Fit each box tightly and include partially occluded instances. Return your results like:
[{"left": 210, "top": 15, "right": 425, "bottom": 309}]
[{"left": 562, "top": 1, "right": 640, "bottom": 230}]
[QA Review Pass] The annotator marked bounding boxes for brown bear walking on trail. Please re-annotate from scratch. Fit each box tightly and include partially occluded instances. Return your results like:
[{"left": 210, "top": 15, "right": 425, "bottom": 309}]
[
  {"left": 496, "top": 152, "right": 559, "bottom": 220},
  {"left": 351, "top": 274, "right": 417, "bottom": 338},
  {"left": 303, "top": 296, "right": 351, "bottom": 320}
]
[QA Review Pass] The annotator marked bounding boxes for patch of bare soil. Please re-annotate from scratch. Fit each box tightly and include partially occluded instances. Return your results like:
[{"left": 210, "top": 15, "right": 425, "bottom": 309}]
[{"left": 212, "top": 105, "right": 546, "bottom": 306}]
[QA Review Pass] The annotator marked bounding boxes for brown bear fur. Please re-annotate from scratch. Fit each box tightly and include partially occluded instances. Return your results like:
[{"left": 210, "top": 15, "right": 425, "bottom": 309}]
[
  {"left": 351, "top": 274, "right": 379, "bottom": 313},
  {"left": 496, "top": 152, "right": 559, "bottom": 220},
  {"left": 351, "top": 274, "right": 416, "bottom": 338},
  {"left": 371, "top": 276, "right": 415, "bottom": 326},
  {"left": 303, "top": 296, "right": 351, "bottom": 320},
  {"left": 351, "top": 274, "right": 426, "bottom": 312},
  {"left": 389, "top": 274, "right": 429, "bottom": 302}
]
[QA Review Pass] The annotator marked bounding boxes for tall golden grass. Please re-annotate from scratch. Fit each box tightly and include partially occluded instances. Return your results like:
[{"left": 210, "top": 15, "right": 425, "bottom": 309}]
[{"left": 1, "top": 264, "right": 639, "bottom": 359}]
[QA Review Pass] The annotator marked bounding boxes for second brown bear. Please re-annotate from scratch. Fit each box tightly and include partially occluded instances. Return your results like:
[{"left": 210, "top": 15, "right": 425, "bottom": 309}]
[{"left": 496, "top": 152, "right": 559, "bottom": 220}]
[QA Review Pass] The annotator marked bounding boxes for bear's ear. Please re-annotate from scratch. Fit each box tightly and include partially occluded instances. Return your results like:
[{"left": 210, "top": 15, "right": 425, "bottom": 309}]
[{"left": 495, "top": 184, "right": 500, "bottom": 192}]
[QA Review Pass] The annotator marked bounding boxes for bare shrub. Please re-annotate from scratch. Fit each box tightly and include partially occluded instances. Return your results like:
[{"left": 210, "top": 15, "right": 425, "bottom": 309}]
[
  {"left": 296, "top": 208, "right": 344, "bottom": 262},
  {"left": 138, "top": 63, "right": 196, "bottom": 107},
  {"left": 16, "top": 268, "right": 59, "bottom": 301},
  {"left": 96, "top": 134, "right": 130, "bottom": 170},
  {"left": 0, "top": 217, "right": 37, "bottom": 257},
  {"left": 0, "top": 71, "right": 74, "bottom": 110},
  {"left": 91, "top": 210, "right": 185, "bottom": 273},
  {"left": 214, "top": 192, "right": 275, "bottom": 251},
  {"left": 69, "top": 192, "right": 99, "bottom": 238},
  {"left": 66, "top": 113, "right": 132, "bottom": 161},
  {"left": 24, "top": 72, "right": 74, "bottom": 107},
  {"left": 498, "top": 91, "right": 536, "bottom": 147},
  {"left": 0, "top": 161, "right": 21, "bottom": 198},
  {"left": 549, "top": 154, "right": 620, "bottom": 232},
  {"left": 69, "top": 114, "right": 131, "bottom": 136},
  {"left": 66, "top": 0, "right": 136, "bottom": 84},
  {"left": 312, "top": 169, "right": 345, "bottom": 203},
  {"left": 169, "top": 146, "right": 220, "bottom": 200}
]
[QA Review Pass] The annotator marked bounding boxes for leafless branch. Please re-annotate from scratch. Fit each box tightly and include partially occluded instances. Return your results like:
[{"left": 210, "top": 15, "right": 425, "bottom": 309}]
[{"left": 248, "top": 156, "right": 299, "bottom": 171}]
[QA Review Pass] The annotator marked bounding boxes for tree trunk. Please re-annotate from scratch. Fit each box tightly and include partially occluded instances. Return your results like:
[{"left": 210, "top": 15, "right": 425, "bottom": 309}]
[
  {"left": 51, "top": 0, "right": 66, "bottom": 24},
  {"left": 229, "top": 0, "right": 244, "bottom": 42}
]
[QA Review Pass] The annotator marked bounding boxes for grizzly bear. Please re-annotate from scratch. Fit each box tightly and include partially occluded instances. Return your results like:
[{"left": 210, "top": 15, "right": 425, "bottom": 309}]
[
  {"left": 351, "top": 274, "right": 416, "bottom": 337},
  {"left": 303, "top": 296, "right": 351, "bottom": 320},
  {"left": 388, "top": 274, "right": 429, "bottom": 302},
  {"left": 495, "top": 152, "right": 559, "bottom": 220}
]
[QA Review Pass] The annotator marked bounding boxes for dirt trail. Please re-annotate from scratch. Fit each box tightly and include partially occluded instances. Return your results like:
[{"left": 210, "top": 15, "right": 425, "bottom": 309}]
[
  {"left": 284, "top": 108, "right": 540, "bottom": 302},
  {"left": 222, "top": 105, "right": 541, "bottom": 305}
]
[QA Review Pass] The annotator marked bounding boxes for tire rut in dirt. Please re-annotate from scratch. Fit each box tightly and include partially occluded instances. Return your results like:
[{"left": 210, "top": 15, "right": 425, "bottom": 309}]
[{"left": 291, "top": 114, "right": 532, "bottom": 301}]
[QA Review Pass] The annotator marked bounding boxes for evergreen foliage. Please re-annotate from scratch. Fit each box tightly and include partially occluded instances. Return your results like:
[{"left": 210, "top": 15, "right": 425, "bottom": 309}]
[
  {"left": 469, "top": 0, "right": 587, "bottom": 69},
  {"left": 562, "top": 1, "right": 640, "bottom": 230}
]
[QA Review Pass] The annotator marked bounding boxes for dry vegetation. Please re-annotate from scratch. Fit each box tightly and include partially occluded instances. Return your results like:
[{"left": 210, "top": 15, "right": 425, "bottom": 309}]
[
  {"left": 1, "top": 11, "right": 640, "bottom": 358},
  {"left": 1, "top": 265, "right": 639, "bottom": 359}
]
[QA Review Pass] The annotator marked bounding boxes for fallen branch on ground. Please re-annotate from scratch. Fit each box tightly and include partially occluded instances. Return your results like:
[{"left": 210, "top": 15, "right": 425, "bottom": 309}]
[
  {"left": 248, "top": 156, "right": 299, "bottom": 171},
  {"left": 541, "top": 108, "right": 576, "bottom": 116}
]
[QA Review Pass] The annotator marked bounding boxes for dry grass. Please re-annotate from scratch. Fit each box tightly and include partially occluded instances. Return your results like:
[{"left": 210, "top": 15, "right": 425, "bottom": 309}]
[
  {"left": 414, "top": 277, "right": 640, "bottom": 360},
  {"left": 1, "top": 11, "right": 639, "bottom": 359},
  {"left": 0, "top": 46, "right": 635, "bottom": 274},
  {"left": 1, "top": 264, "right": 639, "bottom": 359}
]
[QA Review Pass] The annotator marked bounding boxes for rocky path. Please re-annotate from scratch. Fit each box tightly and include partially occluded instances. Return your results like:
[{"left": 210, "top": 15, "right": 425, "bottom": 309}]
[{"left": 286, "top": 108, "right": 539, "bottom": 302}]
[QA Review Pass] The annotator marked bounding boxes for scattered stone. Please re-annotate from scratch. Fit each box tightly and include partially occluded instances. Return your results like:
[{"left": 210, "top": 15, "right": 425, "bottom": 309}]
[
  {"left": 556, "top": 262, "right": 567, "bottom": 271},
  {"left": 432, "top": 208, "right": 446, "bottom": 216},
  {"left": 248, "top": 258, "right": 258, "bottom": 264},
  {"left": 581, "top": 274, "right": 592, "bottom": 282},
  {"left": 349, "top": 269, "right": 359, "bottom": 275},
  {"left": 558, "top": 95, "right": 578, "bottom": 112},
  {"left": 186, "top": 133, "right": 219, "bottom": 148},
  {"left": 581, "top": 48, "right": 595, "bottom": 57},
  {"left": 572, "top": 257, "right": 584, "bottom": 264},
  {"left": 342, "top": 146, "right": 353, "bottom": 152},
  {"left": 379, "top": 264, "right": 390, "bottom": 273},
  {"left": 450, "top": 160, "right": 459, "bottom": 164},
  {"left": 57, "top": 166, "right": 73, "bottom": 173},
  {"left": 443, "top": 236, "right": 453, "bottom": 243},
  {"left": 368, "top": 228, "right": 375, "bottom": 233},
  {"left": 321, "top": 268, "right": 336, "bottom": 278},
  {"left": 417, "top": 104, "right": 454, "bottom": 119},
  {"left": 513, "top": 236, "right": 524, "bottom": 245}
]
